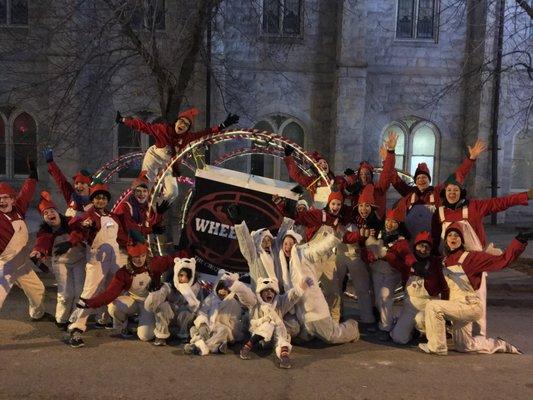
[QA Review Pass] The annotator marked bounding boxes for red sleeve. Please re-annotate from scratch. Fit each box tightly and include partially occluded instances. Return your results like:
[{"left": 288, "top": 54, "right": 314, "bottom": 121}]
[
  {"left": 343, "top": 230, "right": 362, "bottom": 244},
  {"left": 32, "top": 229, "right": 55, "bottom": 256},
  {"left": 180, "top": 126, "right": 220, "bottom": 145},
  {"left": 464, "top": 239, "right": 526, "bottom": 275},
  {"left": 149, "top": 255, "right": 174, "bottom": 274},
  {"left": 375, "top": 151, "right": 395, "bottom": 192},
  {"left": 395, "top": 239, "right": 417, "bottom": 267},
  {"left": 472, "top": 192, "right": 529, "bottom": 217},
  {"left": 454, "top": 157, "right": 475, "bottom": 185},
  {"left": 47, "top": 161, "right": 74, "bottom": 204},
  {"left": 123, "top": 118, "right": 169, "bottom": 148},
  {"left": 391, "top": 169, "right": 412, "bottom": 197},
  {"left": 294, "top": 209, "right": 324, "bottom": 227},
  {"left": 15, "top": 178, "right": 37, "bottom": 215},
  {"left": 67, "top": 211, "right": 97, "bottom": 245},
  {"left": 85, "top": 269, "right": 129, "bottom": 308},
  {"left": 283, "top": 156, "right": 315, "bottom": 188}
]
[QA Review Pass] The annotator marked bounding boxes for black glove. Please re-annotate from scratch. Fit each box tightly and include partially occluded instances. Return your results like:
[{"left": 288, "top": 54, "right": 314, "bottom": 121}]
[
  {"left": 152, "top": 224, "right": 166, "bottom": 235},
  {"left": 54, "top": 241, "right": 72, "bottom": 256},
  {"left": 155, "top": 200, "right": 171, "bottom": 215},
  {"left": 344, "top": 168, "right": 355, "bottom": 176},
  {"left": 516, "top": 230, "right": 533, "bottom": 244},
  {"left": 30, "top": 256, "right": 50, "bottom": 273},
  {"left": 290, "top": 185, "right": 304, "bottom": 195},
  {"left": 148, "top": 279, "right": 162, "bottom": 292},
  {"left": 27, "top": 156, "right": 38, "bottom": 180},
  {"left": 219, "top": 113, "right": 239, "bottom": 129},
  {"left": 226, "top": 204, "right": 243, "bottom": 224},
  {"left": 43, "top": 148, "right": 54, "bottom": 163},
  {"left": 76, "top": 298, "right": 89, "bottom": 309},
  {"left": 284, "top": 146, "right": 294, "bottom": 157},
  {"left": 412, "top": 260, "right": 429, "bottom": 278},
  {"left": 115, "top": 111, "right": 123, "bottom": 124}
]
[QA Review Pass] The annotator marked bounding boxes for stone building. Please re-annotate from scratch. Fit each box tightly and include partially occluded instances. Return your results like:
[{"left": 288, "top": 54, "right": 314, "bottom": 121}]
[{"left": 0, "top": 0, "right": 531, "bottom": 228}]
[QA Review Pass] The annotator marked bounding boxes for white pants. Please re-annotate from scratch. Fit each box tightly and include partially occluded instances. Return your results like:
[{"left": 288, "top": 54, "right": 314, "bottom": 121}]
[
  {"left": 0, "top": 263, "right": 45, "bottom": 319},
  {"left": 142, "top": 145, "right": 179, "bottom": 203},
  {"left": 190, "top": 324, "right": 232, "bottom": 355},
  {"left": 52, "top": 258, "right": 85, "bottom": 323},
  {"left": 108, "top": 295, "right": 155, "bottom": 341},
  {"left": 391, "top": 295, "right": 433, "bottom": 344},
  {"left": 283, "top": 312, "right": 300, "bottom": 338},
  {"left": 253, "top": 320, "right": 292, "bottom": 359},
  {"left": 304, "top": 317, "right": 359, "bottom": 344},
  {"left": 371, "top": 262, "right": 401, "bottom": 332},
  {"left": 318, "top": 255, "right": 341, "bottom": 323}
]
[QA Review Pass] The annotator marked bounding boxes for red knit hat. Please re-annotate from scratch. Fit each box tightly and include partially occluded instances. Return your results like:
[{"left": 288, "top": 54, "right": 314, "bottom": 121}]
[
  {"left": 72, "top": 170, "right": 92, "bottom": 185},
  {"left": 358, "top": 161, "right": 374, "bottom": 174},
  {"left": 178, "top": 107, "right": 199, "bottom": 124},
  {"left": 38, "top": 191, "right": 57, "bottom": 214},
  {"left": 386, "top": 207, "right": 405, "bottom": 223},
  {"left": 131, "top": 170, "right": 149, "bottom": 189},
  {"left": 127, "top": 230, "right": 149, "bottom": 256},
  {"left": 90, "top": 182, "right": 111, "bottom": 200},
  {"left": 414, "top": 231, "right": 433, "bottom": 246},
  {"left": 328, "top": 190, "right": 344, "bottom": 204},
  {"left": 444, "top": 222, "right": 465, "bottom": 242},
  {"left": 0, "top": 183, "right": 17, "bottom": 197},
  {"left": 414, "top": 163, "right": 431, "bottom": 181},
  {"left": 357, "top": 184, "right": 376, "bottom": 206},
  {"left": 310, "top": 151, "right": 326, "bottom": 162}
]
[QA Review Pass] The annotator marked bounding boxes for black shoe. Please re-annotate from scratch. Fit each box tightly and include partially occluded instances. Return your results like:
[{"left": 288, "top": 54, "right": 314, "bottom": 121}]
[
  {"left": 120, "top": 328, "right": 134, "bottom": 339},
  {"left": 31, "top": 312, "right": 54, "bottom": 322},
  {"left": 183, "top": 344, "right": 197, "bottom": 354},
  {"left": 377, "top": 330, "right": 391, "bottom": 342},
  {"left": 94, "top": 321, "right": 113, "bottom": 330},
  {"left": 69, "top": 329, "right": 85, "bottom": 348},
  {"left": 279, "top": 355, "right": 292, "bottom": 369},
  {"left": 218, "top": 342, "right": 228, "bottom": 354},
  {"left": 153, "top": 337, "right": 167, "bottom": 346},
  {"left": 55, "top": 322, "right": 69, "bottom": 331}
]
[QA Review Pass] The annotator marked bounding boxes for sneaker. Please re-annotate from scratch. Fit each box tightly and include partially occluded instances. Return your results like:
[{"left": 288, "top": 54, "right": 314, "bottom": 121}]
[
  {"left": 377, "top": 330, "right": 391, "bottom": 342},
  {"left": 69, "top": 329, "right": 85, "bottom": 348},
  {"left": 418, "top": 343, "right": 447, "bottom": 356},
  {"left": 279, "top": 355, "right": 292, "bottom": 369},
  {"left": 218, "top": 342, "right": 228, "bottom": 354},
  {"left": 184, "top": 344, "right": 197, "bottom": 354},
  {"left": 94, "top": 321, "right": 114, "bottom": 330},
  {"left": 153, "top": 337, "right": 167, "bottom": 346},
  {"left": 240, "top": 345, "right": 251, "bottom": 360},
  {"left": 55, "top": 322, "right": 69, "bottom": 331},
  {"left": 120, "top": 328, "right": 134, "bottom": 339}
]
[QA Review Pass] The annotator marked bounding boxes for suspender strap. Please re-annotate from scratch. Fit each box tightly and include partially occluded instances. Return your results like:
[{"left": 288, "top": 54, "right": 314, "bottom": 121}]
[
  {"left": 458, "top": 251, "right": 469, "bottom": 265},
  {"left": 462, "top": 206, "right": 468, "bottom": 220},
  {"left": 438, "top": 206, "right": 445, "bottom": 223}
]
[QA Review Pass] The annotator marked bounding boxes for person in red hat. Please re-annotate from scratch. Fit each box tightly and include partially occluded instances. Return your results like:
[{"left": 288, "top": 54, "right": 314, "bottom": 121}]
[
  {"left": 55, "top": 180, "right": 129, "bottom": 347},
  {"left": 116, "top": 108, "right": 239, "bottom": 202},
  {"left": 75, "top": 231, "right": 176, "bottom": 346},
  {"left": 390, "top": 138, "right": 487, "bottom": 240},
  {"left": 0, "top": 157, "right": 46, "bottom": 320},
  {"left": 390, "top": 231, "right": 447, "bottom": 345},
  {"left": 43, "top": 148, "right": 92, "bottom": 217},
  {"left": 30, "top": 191, "right": 86, "bottom": 330},
  {"left": 419, "top": 223, "right": 531, "bottom": 355}
]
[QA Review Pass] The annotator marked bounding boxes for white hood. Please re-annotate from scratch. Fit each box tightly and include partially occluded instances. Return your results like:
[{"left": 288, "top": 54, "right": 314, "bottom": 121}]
[
  {"left": 251, "top": 228, "right": 275, "bottom": 251},
  {"left": 255, "top": 276, "right": 280, "bottom": 294},
  {"left": 173, "top": 257, "right": 200, "bottom": 311}
]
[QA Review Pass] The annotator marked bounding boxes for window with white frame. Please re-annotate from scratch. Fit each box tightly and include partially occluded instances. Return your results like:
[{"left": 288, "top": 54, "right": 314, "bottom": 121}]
[
  {"left": 0, "top": 0, "right": 28, "bottom": 26},
  {"left": 251, "top": 115, "right": 305, "bottom": 180},
  {"left": 130, "top": 0, "right": 165, "bottom": 31},
  {"left": 511, "top": 133, "right": 532, "bottom": 190},
  {"left": 0, "top": 109, "right": 37, "bottom": 178},
  {"left": 261, "top": 0, "right": 302, "bottom": 37},
  {"left": 396, "top": 0, "right": 437, "bottom": 40},
  {"left": 382, "top": 117, "right": 439, "bottom": 178}
]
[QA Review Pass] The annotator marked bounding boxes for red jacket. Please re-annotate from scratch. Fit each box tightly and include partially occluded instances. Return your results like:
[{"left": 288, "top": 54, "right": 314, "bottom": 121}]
[
  {"left": 47, "top": 161, "right": 90, "bottom": 212},
  {"left": 280, "top": 205, "right": 344, "bottom": 242},
  {"left": 431, "top": 192, "right": 529, "bottom": 249},
  {"left": 114, "top": 194, "right": 163, "bottom": 244},
  {"left": 32, "top": 215, "right": 83, "bottom": 256},
  {"left": 68, "top": 208, "right": 127, "bottom": 248},
  {"left": 392, "top": 157, "right": 475, "bottom": 212},
  {"left": 86, "top": 255, "right": 175, "bottom": 308},
  {"left": 443, "top": 238, "right": 526, "bottom": 291},
  {"left": 379, "top": 237, "right": 418, "bottom": 281},
  {"left": 0, "top": 178, "right": 36, "bottom": 255}
]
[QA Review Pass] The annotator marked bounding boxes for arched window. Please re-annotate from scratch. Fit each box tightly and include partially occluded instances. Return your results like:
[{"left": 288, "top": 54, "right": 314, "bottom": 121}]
[
  {"left": 12, "top": 112, "right": 37, "bottom": 176},
  {"left": 382, "top": 117, "right": 439, "bottom": 178},
  {"left": 251, "top": 115, "right": 305, "bottom": 180},
  {"left": 511, "top": 133, "right": 532, "bottom": 190}
]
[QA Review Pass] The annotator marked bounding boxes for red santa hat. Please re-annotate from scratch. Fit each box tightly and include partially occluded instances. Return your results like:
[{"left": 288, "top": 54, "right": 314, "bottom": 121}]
[
  {"left": 72, "top": 170, "right": 92, "bottom": 185},
  {"left": 127, "top": 230, "right": 149, "bottom": 257},
  {"left": 178, "top": 107, "right": 199, "bottom": 125},
  {"left": 131, "top": 170, "right": 149, "bottom": 189},
  {"left": 328, "top": 190, "right": 344, "bottom": 205},
  {"left": 38, "top": 191, "right": 57, "bottom": 214},
  {"left": 90, "top": 181, "right": 111, "bottom": 200},
  {"left": 357, "top": 184, "right": 376, "bottom": 206},
  {"left": 414, "top": 231, "right": 433, "bottom": 246},
  {"left": 414, "top": 163, "right": 431, "bottom": 182},
  {"left": 0, "top": 183, "right": 17, "bottom": 197},
  {"left": 385, "top": 207, "right": 405, "bottom": 223}
]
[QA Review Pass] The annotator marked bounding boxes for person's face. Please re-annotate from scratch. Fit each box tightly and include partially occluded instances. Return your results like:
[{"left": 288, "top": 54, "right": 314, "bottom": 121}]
[
  {"left": 359, "top": 168, "right": 372, "bottom": 185},
  {"left": 178, "top": 269, "right": 191, "bottom": 284},
  {"left": 131, "top": 253, "right": 147, "bottom": 268},
  {"left": 260, "top": 288, "right": 276, "bottom": 303},
  {"left": 296, "top": 204, "right": 307, "bottom": 213},
  {"left": 261, "top": 235, "right": 272, "bottom": 251},
  {"left": 282, "top": 236, "right": 296, "bottom": 257},
  {"left": 174, "top": 117, "right": 191, "bottom": 135},
  {"left": 75, "top": 182, "right": 90, "bottom": 196},
  {"left": 43, "top": 208, "right": 61, "bottom": 227},
  {"left": 415, "top": 242, "right": 431, "bottom": 258},
  {"left": 217, "top": 286, "right": 230, "bottom": 300},
  {"left": 92, "top": 194, "right": 109, "bottom": 210},
  {"left": 415, "top": 175, "right": 430, "bottom": 192},
  {"left": 446, "top": 231, "right": 462, "bottom": 251},
  {"left": 358, "top": 203, "right": 371, "bottom": 219},
  {"left": 329, "top": 199, "right": 342, "bottom": 215},
  {"left": 317, "top": 159, "right": 329, "bottom": 173},
  {"left": 445, "top": 184, "right": 461, "bottom": 205},
  {"left": 134, "top": 187, "right": 149, "bottom": 204},
  {"left": 385, "top": 218, "right": 399, "bottom": 233},
  {"left": 0, "top": 195, "right": 15, "bottom": 213}
]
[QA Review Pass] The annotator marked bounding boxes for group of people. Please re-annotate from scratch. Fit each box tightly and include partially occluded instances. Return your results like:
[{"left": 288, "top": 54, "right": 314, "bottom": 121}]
[{"left": 0, "top": 107, "right": 531, "bottom": 369}]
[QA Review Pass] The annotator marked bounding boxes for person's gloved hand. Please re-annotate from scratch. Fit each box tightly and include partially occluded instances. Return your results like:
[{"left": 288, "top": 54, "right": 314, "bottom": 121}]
[
  {"left": 148, "top": 278, "right": 162, "bottom": 292},
  {"left": 301, "top": 276, "right": 314, "bottom": 289},
  {"left": 30, "top": 254, "right": 50, "bottom": 273},
  {"left": 413, "top": 260, "right": 429, "bottom": 278},
  {"left": 219, "top": 113, "right": 239, "bottom": 129},
  {"left": 284, "top": 146, "right": 294, "bottom": 157},
  {"left": 76, "top": 298, "right": 89, "bottom": 309},
  {"left": 344, "top": 168, "right": 355, "bottom": 176},
  {"left": 156, "top": 200, "right": 171, "bottom": 215},
  {"left": 516, "top": 230, "right": 533, "bottom": 244},
  {"left": 226, "top": 204, "right": 243, "bottom": 224},
  {"left": 152, "top": 224, "right": 166, "bottom": 235},
  {"left": 222, "top": 272, "right": 239, "bottom": 285},
  {"left": 115, "top": 111, "right": 123, "bottom": 124},
  {"left": 43, "top": 148, "right": 54, "bottom": 163},
  {"left": 54, "top": 241, "right": 72, "bottom": 256},
  {"left": 198, "top": 323, "right": 209, "bottom": 340},
  {"left": 27, "top": 156, "right": 38, "bottom": 180}
]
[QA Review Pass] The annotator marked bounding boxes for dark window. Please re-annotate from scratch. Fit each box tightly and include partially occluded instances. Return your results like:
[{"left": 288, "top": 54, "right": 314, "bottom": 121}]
[
  {"left": 0, "top": 0, "right": 28, "bottom": 26},
  {"left": 262, "top": 0, "right": 302, "bottom": 37},
  {"left": 12, "top": 112, "right": 37, "bottom": 175},
  {"left": 417, "top": 0, "right": 435, "bottom": 38},
  {"left": 117, "top": 123, "right": 142, "bottom": 179},
  {"left": 396, "top": 0, "right": 414, "bottom": 38},
  {"left": 396, "top": 0, "right": 436, "bottom": 40},
  {"left": 0, "top": 1, "right": 7, "bottom": 25}
]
